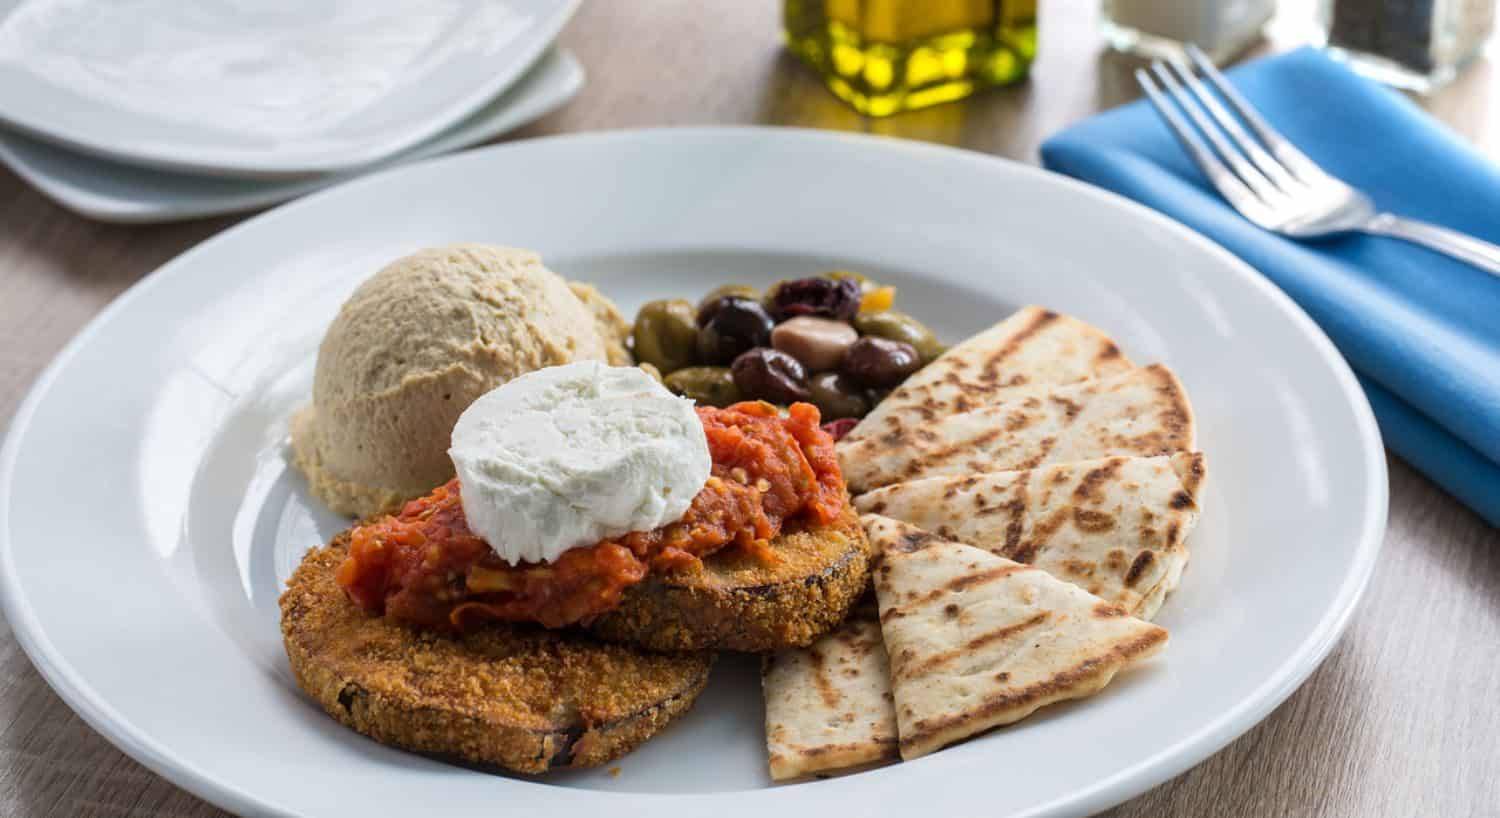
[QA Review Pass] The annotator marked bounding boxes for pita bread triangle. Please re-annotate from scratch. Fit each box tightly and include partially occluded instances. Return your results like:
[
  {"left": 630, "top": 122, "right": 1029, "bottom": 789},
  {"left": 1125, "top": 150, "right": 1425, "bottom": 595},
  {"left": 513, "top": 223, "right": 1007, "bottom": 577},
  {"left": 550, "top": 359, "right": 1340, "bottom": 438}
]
[
  {"left": 761, "top": 610, "right": 899, "bottom": 780},
  {"left": 855, "top": 452, "right": 1206, "bottom": 619},
  {"left": 841, "top": 306, "right": 1134, "bottom": 447},
  {"left": 839, "top": 363, "right": 1195, "bottom": 493},
  {"left": 863, "top": 514, "right": 1168, "bottom": 760}
]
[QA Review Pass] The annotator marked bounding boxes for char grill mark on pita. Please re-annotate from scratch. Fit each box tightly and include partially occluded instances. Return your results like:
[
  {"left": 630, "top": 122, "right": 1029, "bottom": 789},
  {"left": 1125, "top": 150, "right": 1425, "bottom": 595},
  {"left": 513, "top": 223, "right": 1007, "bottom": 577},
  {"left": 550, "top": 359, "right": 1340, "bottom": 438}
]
[
  {"left": 895, "top": 612, "right": 1051, "bottom": 680},
  {"left": 855, "top": 453, "right": 1205, "bottom": 617},
  {"left": 842, "top": 306, "right": 1135, "bottom": 446},
  {"left": 840, "top": 364, "right": 1195, "bottom": 493},
  {"left": 862, "top": 515, "right": 1168, "bottom": 760},
  {"left": 891, "top": 562, "right": 1034, "bottom": 613},
  {"left": 762, "top": 615, "right": 900, "bottom": 780}
]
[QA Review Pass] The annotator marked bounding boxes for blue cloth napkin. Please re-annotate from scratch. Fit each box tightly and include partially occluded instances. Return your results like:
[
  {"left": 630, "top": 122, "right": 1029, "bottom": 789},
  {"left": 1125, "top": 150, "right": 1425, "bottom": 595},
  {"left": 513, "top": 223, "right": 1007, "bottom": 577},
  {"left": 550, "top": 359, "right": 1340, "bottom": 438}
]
[{"left": 1041, "top": 46, "right": 1500, "bottom": 528}]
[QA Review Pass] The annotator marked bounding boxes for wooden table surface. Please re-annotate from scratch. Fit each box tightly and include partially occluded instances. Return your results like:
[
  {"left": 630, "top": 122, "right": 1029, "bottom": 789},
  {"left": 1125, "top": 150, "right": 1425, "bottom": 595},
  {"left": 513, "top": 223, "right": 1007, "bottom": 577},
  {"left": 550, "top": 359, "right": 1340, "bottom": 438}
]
[{"left": 1, "top": 2, "right": 1496, "bottom": 816}]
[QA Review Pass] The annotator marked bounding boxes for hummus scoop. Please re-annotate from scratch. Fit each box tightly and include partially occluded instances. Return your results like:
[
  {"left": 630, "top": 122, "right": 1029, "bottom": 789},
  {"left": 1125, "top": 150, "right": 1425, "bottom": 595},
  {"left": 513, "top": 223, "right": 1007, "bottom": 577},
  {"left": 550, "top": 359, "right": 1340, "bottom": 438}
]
[{"left": 291, "top": 244, "right": 610, "bottom": 518}]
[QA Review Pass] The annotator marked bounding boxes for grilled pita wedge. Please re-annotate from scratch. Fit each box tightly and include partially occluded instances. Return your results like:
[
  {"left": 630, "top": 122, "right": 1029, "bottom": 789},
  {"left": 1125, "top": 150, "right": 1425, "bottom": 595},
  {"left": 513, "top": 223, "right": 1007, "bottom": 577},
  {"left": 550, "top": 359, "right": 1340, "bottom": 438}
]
[
  {"left": 840, "top": 364, "right": 1194, "bottom": 493},
  {"left": 854, "top": 453, "right": 1206, "bottom": 619},
  {"left": 864, "top": 515, "right": 1168, "bottom": 761},
  {"left": 762, "top": 613, "right": 900, "bottom": 780},
  {"left": 842, "top": 306, "right": 1133, "bottom": 447}
]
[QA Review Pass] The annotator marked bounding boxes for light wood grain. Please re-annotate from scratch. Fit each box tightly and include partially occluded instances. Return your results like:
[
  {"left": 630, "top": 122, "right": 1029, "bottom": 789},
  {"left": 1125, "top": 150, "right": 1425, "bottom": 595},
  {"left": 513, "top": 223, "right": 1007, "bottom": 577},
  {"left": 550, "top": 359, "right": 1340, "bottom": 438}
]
[{"left": 1, "top": 2, "right": 1496, "bottom": 816}]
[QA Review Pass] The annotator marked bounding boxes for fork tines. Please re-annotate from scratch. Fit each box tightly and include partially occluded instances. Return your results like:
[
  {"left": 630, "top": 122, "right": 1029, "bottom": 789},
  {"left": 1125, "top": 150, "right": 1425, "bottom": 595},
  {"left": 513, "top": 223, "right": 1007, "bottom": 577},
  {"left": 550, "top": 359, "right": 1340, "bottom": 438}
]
[{"left": 1135, "top": 45, "right": 1332, "bottom": 226}]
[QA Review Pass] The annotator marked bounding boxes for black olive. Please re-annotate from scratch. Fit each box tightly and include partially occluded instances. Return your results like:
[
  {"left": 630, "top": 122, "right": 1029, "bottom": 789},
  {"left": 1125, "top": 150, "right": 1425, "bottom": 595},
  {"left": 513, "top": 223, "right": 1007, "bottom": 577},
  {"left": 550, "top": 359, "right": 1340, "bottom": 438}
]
[
  {"left": 697, "top": 297, "right": 774, "bottom": 364},
  {"left": 731, "top": 348, "right": 811, "bottom": 404},
  {"left": 842, "top": 337, "right": 921, "bottom": 388},
  {"left": 767, "top": 276, "right": 861, "bottom": 322},
  {"left": 695, "top": 284, "right": 759, "bottom": 326}
]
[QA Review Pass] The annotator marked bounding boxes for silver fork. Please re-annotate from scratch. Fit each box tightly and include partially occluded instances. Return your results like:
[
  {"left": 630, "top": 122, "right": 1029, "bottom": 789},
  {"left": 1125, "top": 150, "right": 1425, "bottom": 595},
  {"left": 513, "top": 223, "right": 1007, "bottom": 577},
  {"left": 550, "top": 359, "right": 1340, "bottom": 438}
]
[{"left": 1136, "top": 44, "right": 1500, "bottom": 278}]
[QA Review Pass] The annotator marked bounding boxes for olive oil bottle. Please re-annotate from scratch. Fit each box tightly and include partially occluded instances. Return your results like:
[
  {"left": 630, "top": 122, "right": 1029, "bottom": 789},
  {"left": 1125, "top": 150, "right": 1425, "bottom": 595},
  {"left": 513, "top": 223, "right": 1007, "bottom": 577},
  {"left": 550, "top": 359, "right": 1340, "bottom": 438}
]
[{"left": 784, "top": 0, "right": 1038, "bottom": 117}]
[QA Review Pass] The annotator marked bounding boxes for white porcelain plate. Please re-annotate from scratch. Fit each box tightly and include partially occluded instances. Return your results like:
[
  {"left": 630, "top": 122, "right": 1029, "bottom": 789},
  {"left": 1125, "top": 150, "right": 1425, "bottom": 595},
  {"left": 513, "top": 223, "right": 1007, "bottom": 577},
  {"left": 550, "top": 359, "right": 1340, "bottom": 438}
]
[
  {"left": 0, "top": 48, "right": 584, "bottom": 223},
  {"left": 0, "top": 0, "right": 579, "bottom": 178},
  {"left": 0, "top": 129, "right": 1387, "bottom": 818}
]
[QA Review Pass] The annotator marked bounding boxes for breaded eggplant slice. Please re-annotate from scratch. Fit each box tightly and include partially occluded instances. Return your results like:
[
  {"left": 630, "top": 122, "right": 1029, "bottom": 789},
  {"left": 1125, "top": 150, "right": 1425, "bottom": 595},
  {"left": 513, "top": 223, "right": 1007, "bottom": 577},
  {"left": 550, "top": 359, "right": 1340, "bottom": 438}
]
[
  {"left": 590, "top": 503, "right": 871, "bottom": 652},
  {"left": 280, "top": 535, "right": 714, "bottom": 775}
]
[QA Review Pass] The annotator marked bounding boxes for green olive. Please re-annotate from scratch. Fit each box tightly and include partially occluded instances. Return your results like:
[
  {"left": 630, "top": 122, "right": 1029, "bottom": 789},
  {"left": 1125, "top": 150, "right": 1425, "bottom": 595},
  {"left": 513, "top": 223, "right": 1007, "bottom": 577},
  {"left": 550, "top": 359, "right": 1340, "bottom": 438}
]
[
  {"left": 808, "top": 372, "right": 871, "bottom": 420},
  {"left": 853, "top": 310, "right": 944, "bottom": 363},
  {"left": 664, "top": 366, "right": 743, "bottom": 407},
  {"left": 632, "top": 299, "right": 699, "bottom": 375},
  {"left": 761, "top": 279, "right": 788, "bottom": 314}
]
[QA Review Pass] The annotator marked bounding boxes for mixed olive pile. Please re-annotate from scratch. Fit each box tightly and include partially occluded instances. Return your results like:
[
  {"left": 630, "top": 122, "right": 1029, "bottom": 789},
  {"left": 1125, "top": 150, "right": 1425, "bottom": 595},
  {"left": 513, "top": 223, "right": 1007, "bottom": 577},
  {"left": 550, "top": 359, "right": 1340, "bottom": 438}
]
[{"left": 631, "top": 272, "right": 944, "bottom": 428}]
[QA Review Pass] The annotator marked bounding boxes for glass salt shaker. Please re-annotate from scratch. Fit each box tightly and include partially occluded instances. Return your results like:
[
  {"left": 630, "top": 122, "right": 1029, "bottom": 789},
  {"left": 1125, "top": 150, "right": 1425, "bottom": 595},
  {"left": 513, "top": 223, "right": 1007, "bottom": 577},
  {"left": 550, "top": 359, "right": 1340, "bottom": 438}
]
[
  {"left": 1320, "top": 0, "right": 1497, "bottom": 92},
  {"left": 1102, "top": 0, "right": 1278, "bottom": 63}
]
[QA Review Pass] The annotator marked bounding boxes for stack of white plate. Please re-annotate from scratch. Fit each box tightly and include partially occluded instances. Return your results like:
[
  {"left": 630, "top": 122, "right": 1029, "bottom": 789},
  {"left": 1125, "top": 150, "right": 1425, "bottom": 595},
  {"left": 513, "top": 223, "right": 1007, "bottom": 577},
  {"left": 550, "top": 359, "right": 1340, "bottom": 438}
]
[{"left": 0, "top": 0, "right": 583, "bottom": 222}]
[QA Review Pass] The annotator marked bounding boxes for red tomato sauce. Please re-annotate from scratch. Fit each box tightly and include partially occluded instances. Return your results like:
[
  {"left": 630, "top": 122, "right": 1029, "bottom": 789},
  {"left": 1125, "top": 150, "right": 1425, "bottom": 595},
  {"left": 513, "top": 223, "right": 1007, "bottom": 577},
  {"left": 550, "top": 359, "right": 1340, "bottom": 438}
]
[{"left": 335, "top": 402, "right": 846, "bottom": 631}]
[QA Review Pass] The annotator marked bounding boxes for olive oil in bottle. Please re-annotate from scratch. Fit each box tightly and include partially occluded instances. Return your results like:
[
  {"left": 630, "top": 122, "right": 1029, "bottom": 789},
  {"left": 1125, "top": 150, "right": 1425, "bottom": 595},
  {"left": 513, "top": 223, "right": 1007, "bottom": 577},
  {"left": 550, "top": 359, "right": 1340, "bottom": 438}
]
[{"left": 784, "top": 0, "right": 1038, "bottom": 117}]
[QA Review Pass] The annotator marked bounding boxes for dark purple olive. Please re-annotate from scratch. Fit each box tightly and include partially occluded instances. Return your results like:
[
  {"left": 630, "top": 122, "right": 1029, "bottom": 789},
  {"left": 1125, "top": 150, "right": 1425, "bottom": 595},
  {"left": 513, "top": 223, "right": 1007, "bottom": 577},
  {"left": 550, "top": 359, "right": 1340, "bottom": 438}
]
[
  {"left": 842, "top": 337, "right": 921, "bottom": 388},
  {"left": 731, "top": 348, "right": 810, "bottom": 404},
  {"left": 821, "top": 417, "right": 860, "bottom": 442},
  {"left": 695, "top": 284, "right": 760, "bottom": 326},
  {"left": 767, "top": 276, "right": 861, "bottom": 322},
  {"left": 697, "top": 297, "right": 775, "bottom": 364}
]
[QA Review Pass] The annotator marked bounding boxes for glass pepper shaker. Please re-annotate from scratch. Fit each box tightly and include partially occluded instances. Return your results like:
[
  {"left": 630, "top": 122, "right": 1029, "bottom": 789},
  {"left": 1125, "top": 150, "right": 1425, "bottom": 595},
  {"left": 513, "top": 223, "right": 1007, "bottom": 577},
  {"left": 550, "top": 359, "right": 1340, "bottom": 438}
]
[{"left": 1320, "top": 0, "right": 1497, "bottom": 92}]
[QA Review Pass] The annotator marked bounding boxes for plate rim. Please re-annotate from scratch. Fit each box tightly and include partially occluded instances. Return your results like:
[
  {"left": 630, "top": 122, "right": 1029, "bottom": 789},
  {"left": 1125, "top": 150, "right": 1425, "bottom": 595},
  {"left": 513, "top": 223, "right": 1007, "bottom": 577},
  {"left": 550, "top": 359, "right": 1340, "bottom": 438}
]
[
  {"left": 0, "top": 0, "right": 581, "bottom": 179},
  {"left": 0, "top": 125, "right": 1389, "bottom": 818}
]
